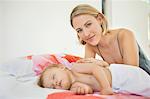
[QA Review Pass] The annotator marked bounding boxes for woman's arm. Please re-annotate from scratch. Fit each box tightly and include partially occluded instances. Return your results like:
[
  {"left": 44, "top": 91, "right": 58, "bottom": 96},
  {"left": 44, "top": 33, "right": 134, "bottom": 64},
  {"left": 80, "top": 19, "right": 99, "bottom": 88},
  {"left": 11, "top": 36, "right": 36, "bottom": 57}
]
[
  {"left": 91, "top": 65, "right": 113, "bottom": 95},
  {"left": 79, "top": 44, "right": 109, "bottom": 67},
  {"left": 71, "top": 63, "right": 95, "bottom": 74},
  {"left": 118, "top": 28, "right": 139, "bottom": 66}
]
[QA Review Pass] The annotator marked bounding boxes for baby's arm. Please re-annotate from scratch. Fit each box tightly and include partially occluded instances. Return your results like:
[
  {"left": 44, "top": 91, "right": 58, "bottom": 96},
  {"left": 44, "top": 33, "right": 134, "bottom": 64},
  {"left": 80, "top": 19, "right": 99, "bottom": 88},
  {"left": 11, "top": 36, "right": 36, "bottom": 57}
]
[
  {"left": 92, "top": 66, "right": 113, "bottom": 95},
  {"left": 71, "top": 62, "right": 108, "bottom": 74},
  {"left": 70, "top": 82, "right": 93, "bottom": 95},
  {"left": 71, "top": 63, "right": 113, "bottom": 95},
  {"left": 71, "top": 63, "right": 95, "bottom": 74}
]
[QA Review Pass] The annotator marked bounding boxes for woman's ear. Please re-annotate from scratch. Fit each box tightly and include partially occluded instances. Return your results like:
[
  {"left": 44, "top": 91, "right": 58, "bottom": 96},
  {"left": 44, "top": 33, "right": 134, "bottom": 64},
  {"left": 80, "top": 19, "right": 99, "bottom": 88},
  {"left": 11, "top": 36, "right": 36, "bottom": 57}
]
[{"left": 96, "top": 13, "right": 104, "bottom": 24}]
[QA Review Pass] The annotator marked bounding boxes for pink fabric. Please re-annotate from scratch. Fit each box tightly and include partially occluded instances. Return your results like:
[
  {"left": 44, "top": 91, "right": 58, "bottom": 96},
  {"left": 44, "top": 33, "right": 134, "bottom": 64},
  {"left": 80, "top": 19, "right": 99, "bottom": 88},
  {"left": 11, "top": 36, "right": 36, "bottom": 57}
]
[
  {"left": 47, "top": 92, "right": 147, "bottom": 99},
  {"left": 27, "top": 53, "right": 81, "bottom": 75}
]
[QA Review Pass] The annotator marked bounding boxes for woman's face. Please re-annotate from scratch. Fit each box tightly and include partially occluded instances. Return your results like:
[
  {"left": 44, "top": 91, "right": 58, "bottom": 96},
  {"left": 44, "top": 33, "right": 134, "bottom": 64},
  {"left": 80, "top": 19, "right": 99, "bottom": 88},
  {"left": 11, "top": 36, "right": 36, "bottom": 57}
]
[
  {"left": 72, "top": 14, "right": 102, "bottom": 46},
  {"left": 42, "top": 67, "right": 71, "bottom": 90}
]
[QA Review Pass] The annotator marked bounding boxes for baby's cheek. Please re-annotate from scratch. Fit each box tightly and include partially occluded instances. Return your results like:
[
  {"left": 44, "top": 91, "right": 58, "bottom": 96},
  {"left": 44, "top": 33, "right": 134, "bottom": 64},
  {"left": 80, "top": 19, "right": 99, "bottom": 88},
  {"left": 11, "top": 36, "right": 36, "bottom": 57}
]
[
  {"left": 43, "top": 81, "right": 53, "bottom": 88},
  {"left": 63, "top": 81, "right": 71, "bottom": 90},
  {"left": 43, "top": 83, "right": 49, "bottom": 88}
]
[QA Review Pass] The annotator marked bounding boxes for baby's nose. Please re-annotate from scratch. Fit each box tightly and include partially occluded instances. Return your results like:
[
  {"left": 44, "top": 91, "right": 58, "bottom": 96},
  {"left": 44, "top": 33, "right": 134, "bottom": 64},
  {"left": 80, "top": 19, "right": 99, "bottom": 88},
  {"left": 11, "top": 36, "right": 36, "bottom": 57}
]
[{"left": 54, "top": 81, "right": 59, "bottom": 86}]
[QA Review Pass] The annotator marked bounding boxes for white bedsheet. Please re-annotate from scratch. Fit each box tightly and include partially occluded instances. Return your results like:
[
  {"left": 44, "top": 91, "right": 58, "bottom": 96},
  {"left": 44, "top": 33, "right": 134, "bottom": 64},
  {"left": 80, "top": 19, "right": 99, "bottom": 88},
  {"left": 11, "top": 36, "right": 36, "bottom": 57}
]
[{"left": 0, "top": 70, "right": 66, "bottom": 99}]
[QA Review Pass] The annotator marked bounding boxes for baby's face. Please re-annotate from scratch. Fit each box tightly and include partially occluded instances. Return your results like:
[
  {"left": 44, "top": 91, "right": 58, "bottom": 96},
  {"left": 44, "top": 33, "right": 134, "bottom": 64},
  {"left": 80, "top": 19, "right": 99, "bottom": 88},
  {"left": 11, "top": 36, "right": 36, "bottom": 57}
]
[{"left": 42, "top": 67, "right": 71, "bottom": 90}]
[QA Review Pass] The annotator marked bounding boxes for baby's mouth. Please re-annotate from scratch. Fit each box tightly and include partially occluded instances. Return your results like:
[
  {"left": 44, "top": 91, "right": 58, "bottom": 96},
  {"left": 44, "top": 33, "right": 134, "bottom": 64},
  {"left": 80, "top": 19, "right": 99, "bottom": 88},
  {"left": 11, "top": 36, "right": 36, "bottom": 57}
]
[{"left": 59, "top": 80, "right": 62, "bottom": 87}]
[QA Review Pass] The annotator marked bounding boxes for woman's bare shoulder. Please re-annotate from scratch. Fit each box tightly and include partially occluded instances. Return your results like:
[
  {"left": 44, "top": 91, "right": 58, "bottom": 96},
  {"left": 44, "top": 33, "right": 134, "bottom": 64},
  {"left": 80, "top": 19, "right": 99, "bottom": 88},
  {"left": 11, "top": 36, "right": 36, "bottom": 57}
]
[
  {"left": 109, "top": 28, "right": 133, "bottom": 34},
  {"left": 108, "top": 28, "right": 136, "bottom": 45},
  {"left": 117, "top": 28, "right": 135, "bottom": 40},
  {"left": 108, "top": 28, "right": 135, "bottom": 39}
]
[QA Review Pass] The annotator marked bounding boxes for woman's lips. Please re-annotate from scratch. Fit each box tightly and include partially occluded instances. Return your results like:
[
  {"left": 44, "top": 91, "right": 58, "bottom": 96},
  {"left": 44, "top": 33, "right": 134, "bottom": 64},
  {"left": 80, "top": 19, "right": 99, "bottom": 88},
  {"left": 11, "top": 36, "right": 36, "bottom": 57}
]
[{"left": 87, "top": 35, "right": 95, "bottom": 41}]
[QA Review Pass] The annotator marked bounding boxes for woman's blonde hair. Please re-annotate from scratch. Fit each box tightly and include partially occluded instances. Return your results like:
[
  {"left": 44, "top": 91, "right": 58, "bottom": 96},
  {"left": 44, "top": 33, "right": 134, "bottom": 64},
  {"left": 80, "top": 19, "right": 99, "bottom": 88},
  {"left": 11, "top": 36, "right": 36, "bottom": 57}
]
[{"left": 70, "top": 4, "right": 108, "bottom": 45}]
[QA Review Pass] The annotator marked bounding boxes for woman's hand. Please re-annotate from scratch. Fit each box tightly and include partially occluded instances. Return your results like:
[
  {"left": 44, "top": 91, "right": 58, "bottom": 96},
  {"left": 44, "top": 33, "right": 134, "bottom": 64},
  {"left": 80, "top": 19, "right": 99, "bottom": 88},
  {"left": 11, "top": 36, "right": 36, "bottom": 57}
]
[
  {"left": 70, "top": 82, "right": 93, "bottom": 95},
  {"left": 76, "top": 58, "right": 109, "bottom": 67}
]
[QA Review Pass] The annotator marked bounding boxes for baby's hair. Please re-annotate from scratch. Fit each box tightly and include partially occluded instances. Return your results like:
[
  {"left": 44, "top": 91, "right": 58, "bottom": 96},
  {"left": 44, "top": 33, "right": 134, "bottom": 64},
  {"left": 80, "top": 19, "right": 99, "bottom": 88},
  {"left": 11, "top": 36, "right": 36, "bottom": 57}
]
[{"left": 37, "top": 64, "right": 62, "bottom": 88}]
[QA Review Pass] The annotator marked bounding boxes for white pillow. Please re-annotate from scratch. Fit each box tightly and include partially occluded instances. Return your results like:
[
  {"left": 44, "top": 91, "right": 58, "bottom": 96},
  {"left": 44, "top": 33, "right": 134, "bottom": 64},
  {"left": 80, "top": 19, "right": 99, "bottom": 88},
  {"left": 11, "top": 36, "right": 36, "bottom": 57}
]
[{"left": 0, "top": 58, "right": 35, "bottom": 82}]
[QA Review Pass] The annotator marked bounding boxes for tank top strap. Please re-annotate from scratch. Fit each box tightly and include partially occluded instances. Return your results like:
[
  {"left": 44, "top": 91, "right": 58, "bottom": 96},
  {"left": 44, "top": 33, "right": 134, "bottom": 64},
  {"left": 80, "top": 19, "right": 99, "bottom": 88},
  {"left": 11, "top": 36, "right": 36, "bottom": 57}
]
[{"left": 116, "top": 30, "right": 123, "bottom": 58}]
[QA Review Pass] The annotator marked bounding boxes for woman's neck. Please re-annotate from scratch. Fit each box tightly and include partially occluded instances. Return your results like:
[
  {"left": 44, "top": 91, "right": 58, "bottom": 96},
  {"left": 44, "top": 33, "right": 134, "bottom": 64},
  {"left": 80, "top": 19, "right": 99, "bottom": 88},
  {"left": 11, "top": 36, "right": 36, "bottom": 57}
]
[
  {"left": 99, "top": 31, "right": 115, "bottom": 48},
  {"left": 98, "top": 35, "right": 110, "bottom": 48}
]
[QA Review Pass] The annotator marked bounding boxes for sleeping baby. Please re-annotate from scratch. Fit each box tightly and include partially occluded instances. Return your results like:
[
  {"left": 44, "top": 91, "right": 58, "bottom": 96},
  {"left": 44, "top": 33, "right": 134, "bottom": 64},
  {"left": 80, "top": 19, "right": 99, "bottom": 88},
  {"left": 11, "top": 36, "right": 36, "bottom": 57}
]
[{"left": 38, "top": 62, "right": 150, "bottom": 97}]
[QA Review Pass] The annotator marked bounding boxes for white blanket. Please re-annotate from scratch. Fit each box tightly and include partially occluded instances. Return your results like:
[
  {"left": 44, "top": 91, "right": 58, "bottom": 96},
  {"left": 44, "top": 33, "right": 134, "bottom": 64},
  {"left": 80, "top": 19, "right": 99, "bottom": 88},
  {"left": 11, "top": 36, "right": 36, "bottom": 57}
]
[
  {"left": 109, "top": 64, "right": 150, "bottom": 97},
  {"left": 0, "top": 70, "right": 66, "bottom": 99}
]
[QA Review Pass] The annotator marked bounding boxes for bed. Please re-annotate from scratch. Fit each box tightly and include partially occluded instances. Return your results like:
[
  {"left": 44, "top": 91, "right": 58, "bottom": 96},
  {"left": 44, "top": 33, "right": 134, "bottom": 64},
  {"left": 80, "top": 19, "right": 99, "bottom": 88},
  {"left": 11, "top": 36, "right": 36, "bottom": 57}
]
[
  {"left": 0, "top": 57, "right": 67, "bottom": 99},
  {"left": 0, "top": 55, "right": 149, "bottom": 99}
]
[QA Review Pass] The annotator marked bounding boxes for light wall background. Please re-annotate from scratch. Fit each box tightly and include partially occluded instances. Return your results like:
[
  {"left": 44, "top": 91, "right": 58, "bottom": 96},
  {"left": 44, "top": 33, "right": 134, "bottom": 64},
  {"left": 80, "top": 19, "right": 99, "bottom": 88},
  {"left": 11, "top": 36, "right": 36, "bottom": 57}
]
[
  {"left": 0, "top": 0, "right": 102, "bottom": 63},
  {"left": 0, "top": 0, "right": 150, "bottom": 63},
  {"left": 108, "top": 0, "right": 150, "bottom": 58}
]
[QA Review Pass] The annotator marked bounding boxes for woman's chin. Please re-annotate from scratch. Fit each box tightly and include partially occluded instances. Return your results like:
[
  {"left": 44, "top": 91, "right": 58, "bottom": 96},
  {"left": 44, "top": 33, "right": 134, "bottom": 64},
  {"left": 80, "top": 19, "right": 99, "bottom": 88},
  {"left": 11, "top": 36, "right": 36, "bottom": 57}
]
[{"left": 88, "top": 41, "right": 99, "bottom": 46}]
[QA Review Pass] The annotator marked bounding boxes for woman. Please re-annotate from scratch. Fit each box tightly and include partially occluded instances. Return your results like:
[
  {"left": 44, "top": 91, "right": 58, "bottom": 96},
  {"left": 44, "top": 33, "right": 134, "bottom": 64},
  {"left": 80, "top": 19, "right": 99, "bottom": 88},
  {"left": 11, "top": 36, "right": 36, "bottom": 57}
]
[{"left": 70, "top": 4, "right": 150, "bottom": 75}]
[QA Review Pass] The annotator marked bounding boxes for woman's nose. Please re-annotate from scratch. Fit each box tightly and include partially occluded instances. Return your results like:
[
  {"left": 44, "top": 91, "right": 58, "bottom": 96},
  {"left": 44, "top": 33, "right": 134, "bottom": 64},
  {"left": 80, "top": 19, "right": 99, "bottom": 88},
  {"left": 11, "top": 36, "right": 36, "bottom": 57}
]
[{"left": 83, "top": 29, "right": 90, "bottom": 37}]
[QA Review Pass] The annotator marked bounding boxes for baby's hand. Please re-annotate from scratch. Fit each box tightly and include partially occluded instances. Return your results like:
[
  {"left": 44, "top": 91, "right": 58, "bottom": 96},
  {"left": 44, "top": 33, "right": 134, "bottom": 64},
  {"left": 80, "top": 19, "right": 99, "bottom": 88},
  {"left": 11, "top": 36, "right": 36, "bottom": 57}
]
[
  {"left": 101, "top": 88, "right": 114, "bottom": 95},
  {"left": 76, "top": 58, "right": 109, "bottom": 67},
  {"left": 70, "top": 82, "right": 93, "bottom": 95}
]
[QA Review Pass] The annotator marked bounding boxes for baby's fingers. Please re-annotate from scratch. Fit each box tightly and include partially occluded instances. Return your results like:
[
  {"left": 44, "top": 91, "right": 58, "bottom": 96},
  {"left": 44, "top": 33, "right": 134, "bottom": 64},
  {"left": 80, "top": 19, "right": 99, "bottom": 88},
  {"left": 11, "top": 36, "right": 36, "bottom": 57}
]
[
  {"left": 78, "top": 87, "right": 85, "bottom": 95},
  {"left": 70, "top": 86, "right": 84, "bottom": 95}
]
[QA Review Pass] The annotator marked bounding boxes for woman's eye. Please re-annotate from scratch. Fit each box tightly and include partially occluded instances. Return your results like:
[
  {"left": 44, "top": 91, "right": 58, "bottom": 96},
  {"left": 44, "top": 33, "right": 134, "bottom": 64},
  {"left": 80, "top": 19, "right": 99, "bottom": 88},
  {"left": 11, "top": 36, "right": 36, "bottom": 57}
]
[
  {"left": 77, "top": 29, "right": 82, "bottom": 33},
  {"left": 86, "top": 23, "right": 91, "bottom": 27}
]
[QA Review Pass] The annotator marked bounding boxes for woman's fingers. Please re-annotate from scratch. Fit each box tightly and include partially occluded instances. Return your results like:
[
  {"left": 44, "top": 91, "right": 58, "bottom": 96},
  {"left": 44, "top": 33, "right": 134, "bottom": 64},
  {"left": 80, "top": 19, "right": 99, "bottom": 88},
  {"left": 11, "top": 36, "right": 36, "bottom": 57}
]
[
  {"left": 76, "top": 58, "right": 109, "bottom": 67},
  {"left": 77, "top": 58, "right": 96, "bottom": 63}
]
